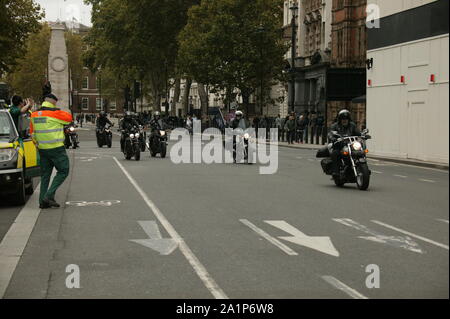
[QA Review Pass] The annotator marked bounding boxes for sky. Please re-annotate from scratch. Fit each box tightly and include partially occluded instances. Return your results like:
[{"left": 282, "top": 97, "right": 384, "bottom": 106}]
[{"left": 34, "top": 0, "right": 92, "bottom": 26}]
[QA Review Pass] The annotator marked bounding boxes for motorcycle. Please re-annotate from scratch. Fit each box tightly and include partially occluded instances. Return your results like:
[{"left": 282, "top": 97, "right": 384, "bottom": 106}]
[
  {"left": 64, "top": 124, "right": 79, "bottom": 149},
  {"left": 232, "top": 130, "right": 253, "bottom": 164},
  {"left": 317, "top": 129, "right": 372, "bottom": 190},
  {"left": 149, "top": 128, "right": 168, "bottom": 158},
  {"left": 123, "top": 126, "right": 141, "bottom": 161},
  {"left": 97, "top": 123, "right": 113, "bottom": 148}
]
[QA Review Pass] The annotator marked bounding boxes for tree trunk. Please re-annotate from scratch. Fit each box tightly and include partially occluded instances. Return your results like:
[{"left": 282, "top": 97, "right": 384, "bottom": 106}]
[
  {"left": 171, "top": 77, "right": 181, "bottom": 116},
  {"left": 198, "top": 82, "right": 208, "bottom": 120},
  {"left": 182, "top": 77, "right": 192, "bottom": 116}
]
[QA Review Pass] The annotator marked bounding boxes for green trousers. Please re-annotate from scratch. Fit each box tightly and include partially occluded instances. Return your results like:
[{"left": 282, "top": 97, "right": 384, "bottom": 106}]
[{"left": 39, "top": 146, "right": 70, "bottom": 204}]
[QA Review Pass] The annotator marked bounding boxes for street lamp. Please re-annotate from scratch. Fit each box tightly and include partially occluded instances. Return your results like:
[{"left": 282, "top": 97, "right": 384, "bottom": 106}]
[{"left": 289, "top": 2, "right": 298, "bottom": 114}]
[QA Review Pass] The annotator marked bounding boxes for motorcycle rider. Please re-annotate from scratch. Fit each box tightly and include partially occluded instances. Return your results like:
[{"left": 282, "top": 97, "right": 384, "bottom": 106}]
[
  {"left": 96, "top": 111, "right": 113, "bottom": 139},
  {"left": 328, "top": 109, "right": 361, "bottom": 177},
  {"left": 120, "top": 111, "right": 140, "bottom": 152},
  {"left": 230, "top": 111, "right": 251, "bottom": 162}
]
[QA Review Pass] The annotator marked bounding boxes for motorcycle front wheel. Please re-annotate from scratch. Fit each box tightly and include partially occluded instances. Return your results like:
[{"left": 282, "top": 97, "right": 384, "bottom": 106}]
[{"left": 356, "top": 163, "right": 370, "bottom": 191}]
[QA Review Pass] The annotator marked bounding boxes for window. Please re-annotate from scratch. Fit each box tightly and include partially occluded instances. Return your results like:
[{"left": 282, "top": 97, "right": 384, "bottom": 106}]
[
  {"left": 96, "top": 98, "right": 102, "bottom": 110},
  {"left": 96, "top": 77, "right": 101, "bottom": 89},
  {"left": 110, "top": 100, "right": 117, "bottom": 111},
  {"left": 81, "top": 97, "right": 89, "bottom": 110},
  {"left": 82, "top": 77, "right": 89, "bottom": 89}
]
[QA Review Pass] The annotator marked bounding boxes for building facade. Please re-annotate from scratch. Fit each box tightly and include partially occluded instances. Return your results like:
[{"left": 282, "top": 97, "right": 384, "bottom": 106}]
[
  {"left": 367, "top": 0, "right": 449, "bottom": 164},
  {"left": 284, "top": 0, "right": 367, "bottom": 139}
]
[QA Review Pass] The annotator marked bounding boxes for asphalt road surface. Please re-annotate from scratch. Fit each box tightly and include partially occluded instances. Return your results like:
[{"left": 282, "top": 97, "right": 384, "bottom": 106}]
[{"left": 1, "top": 126, "right": 448, "bottom": 299}]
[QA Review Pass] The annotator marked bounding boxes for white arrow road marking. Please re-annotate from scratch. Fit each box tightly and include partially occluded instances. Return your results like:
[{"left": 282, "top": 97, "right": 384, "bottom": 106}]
[
  {"left": 264, "top": 221, "right": 340, "bottom": 257},
  {"left": 372, "top": 220, "right": 449, "bottom": 251},
  {"left": 437, "top": 219, "right": 449, "bottom": 224},
  {"left": 240, "top": 220, "right": 298, "bottom": 256},
  {"left": 333, "top": 218, "right": 424, "bottom": 254},
  {"left": 114, "top": 157, "right": 228, "bottom": 299},
  {"left": 322, "top": 276, "right": 368, "bottom": 299},
  {"left": 130, "top": 221, "right": 178, "bottom": 255}
]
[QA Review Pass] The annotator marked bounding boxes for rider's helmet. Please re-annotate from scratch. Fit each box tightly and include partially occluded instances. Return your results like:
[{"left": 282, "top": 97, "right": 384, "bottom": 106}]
[
  {"left": 99, "top": 111, "right": 106, "bottom": 117},
  {"left": 235, "top": 110, "right": 243, "bottom": 119},
  {"left": 154, "top": 111, "right": 161, "bottom": 120},
  {"left": 125, "top": 111, "right": 132, "bottom": 119},
  {"left": 337, "top": 109, "right": 351, "bottom": 125}
]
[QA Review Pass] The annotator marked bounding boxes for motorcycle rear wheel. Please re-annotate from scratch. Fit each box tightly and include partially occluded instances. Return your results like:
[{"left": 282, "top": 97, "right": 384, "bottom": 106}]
[{"left": 160, "top": 143, "right": 167, "bottom": 158}]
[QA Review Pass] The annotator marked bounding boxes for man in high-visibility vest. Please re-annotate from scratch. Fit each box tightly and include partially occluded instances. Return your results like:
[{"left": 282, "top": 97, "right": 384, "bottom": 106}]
[{"left": 30, "top": 94, "right": 73, "bottom": 209}]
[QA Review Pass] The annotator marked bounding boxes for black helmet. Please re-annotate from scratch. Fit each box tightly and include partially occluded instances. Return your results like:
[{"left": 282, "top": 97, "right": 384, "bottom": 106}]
[
  {"left": 125, "top": 111, "right": 132, "bottom": 118},
  {"left": 337, "top": 109, "right": 351, "bottom": 122},
  {"left": 100, "top": 111, "right": 106, "bottom": 117}
]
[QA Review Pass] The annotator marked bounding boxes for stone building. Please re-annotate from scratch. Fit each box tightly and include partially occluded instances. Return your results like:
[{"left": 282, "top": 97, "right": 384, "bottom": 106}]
[{"left": 284, "top": 0, "right": 367, "bottom": 141}]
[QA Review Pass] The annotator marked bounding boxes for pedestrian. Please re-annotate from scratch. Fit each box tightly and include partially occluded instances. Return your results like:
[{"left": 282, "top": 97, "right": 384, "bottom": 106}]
[
  {"left": 30, "top": 94, "right": 73, "bottom": 209},
  {"left": 275, "top": 114, "right": 283, "bottom": 142},
  {"left": 285, "top": 114, "right": 296, "bottom": 144},
  {"left": 9, "top": 96, "right": 33, "bottom": 131}
]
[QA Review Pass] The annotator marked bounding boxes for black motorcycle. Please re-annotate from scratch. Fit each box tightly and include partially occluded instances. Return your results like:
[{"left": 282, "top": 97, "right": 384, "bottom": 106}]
[
  {"left": 317, "top": 129, "right": 372, "bottom": 190},
  {"left": 64, "top": 124, "right": 79, "bottom": 149},
  {"left": 123, "top": 126, "right": 141, "bottom": 161},
  {"left": 97, "top": 123, "right": 113, "bottom": 148},
  {"left": 149, "top": 128, "right": 168, "bottom": 158}
]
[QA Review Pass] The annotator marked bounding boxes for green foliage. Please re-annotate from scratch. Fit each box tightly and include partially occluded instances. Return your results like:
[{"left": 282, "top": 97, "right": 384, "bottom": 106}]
[
  {"left": 0, "top": 0, "right": 44, "bottom": 74},
  {"left": 83, "top": 0, "right": 198, "bottom": 110},
  {"left": 65, "top": 32, "right": 84, "bottom": 90},
  {"left": 178, "top": 0, "right": 287, "bottom": 106},
  {"left": 6, "top": 23, "right": 50, "bottom": 101}
]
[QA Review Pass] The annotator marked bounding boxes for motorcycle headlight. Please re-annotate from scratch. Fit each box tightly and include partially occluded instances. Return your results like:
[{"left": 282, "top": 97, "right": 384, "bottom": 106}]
[
  {"left": 69, "top": 127, "right": 75, "bottom": 132},
  {"left": 352, "top": 142, "right": 362, "bottom": 151},
  {"left": 243, "top": 133, "right": 250, "bottom": 139},
  {"left": 130, "top": 134, "right": 135, "bottom": 138},
  {"left": 160, "top": 131, "right": 166, "bottom": 136},
  {"left": 135, "top": 133, "right": 140, "bottom": 138},
  {"left": 0, "top": 148, "right": 18, "bottom": 162}
]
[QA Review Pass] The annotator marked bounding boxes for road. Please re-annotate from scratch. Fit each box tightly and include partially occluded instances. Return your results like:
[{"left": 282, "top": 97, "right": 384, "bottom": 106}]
[{"left": 1, "top": 126, "right": 448, "bottom": 299}]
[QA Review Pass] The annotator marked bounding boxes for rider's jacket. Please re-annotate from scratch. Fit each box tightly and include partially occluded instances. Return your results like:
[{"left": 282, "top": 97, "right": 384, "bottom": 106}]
[
  {"left": 328, "top": 122, "right": 360, "bottom": 143},
  {"left": 97, "top": 116, "right": 112, "bottom": 128}
]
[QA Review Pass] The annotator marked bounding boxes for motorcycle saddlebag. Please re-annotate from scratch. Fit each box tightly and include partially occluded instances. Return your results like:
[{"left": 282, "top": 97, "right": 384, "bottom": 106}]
[
  {"left": 321, "top": 159, "right": 333, "bottom": 175},
  {"left": 316, "top": 146, "right": 330, "bottom": 158}
]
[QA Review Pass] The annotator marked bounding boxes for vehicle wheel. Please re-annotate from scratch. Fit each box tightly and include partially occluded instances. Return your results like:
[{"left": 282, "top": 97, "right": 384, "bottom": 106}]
[
  {"left": 108, "top": 137, "right": 112, "bottom": 148},
  {"left": 356, "top": 163, "right": 370, "bottom": 191},
  {"left": 160, "top": 143, "right": 167, "bottom": 158},
  {"left": 15, "top": 172, "right": 26, "bottom": 205},
  {"left": 135, "top": 150, "right": 141, "bottom": 161},
  {"left": 25, "top": 177, "right": 34, "bottom": 195},
  {"left": 333, "top": 176, "right": 345, "bottom": 188}
]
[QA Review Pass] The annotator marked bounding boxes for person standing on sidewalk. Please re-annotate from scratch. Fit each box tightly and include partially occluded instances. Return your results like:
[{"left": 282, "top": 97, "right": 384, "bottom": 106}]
[
  {"left": 30, "top": 94, "right": 73, "bottom": 209},
  {"left": 285, "top": 114, "right": 296, "bottom": 145}
]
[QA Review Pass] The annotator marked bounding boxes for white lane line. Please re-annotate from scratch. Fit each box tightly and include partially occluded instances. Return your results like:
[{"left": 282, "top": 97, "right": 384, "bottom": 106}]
[
  {"left": 394, "top": 174, "right": 408, "bottom": 179},
  {"left": 372, "top": 220, "right": 449, "bottom": 250},
  {"left": 321, "top": 276, "right": 368, "bottom": 299},
  {"left": 437, "top": 219, "right": 449, "bottom": 224},
  {"left": 372, "top": 170, "right": 383, "bottom": 174},
  {"left": 0, "top": 182, "right": 41, "bottom": 298},
  {"left": 113, "top": 157, "right": 228, "bottom": 299},
  {"left": 240, "top": 219, "right": 298, "bottom": 256},
  {"left": 419, "top": 179, "right": 436, "bottom": 183}
]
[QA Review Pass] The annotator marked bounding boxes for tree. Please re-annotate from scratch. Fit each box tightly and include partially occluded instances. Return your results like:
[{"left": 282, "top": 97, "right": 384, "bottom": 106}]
[
  {"left": 84, "top": 0, "right": 198, "bottom": 112},
  {"left": 178, "top": 0, "right": 287, "bottom": 114},
  {"left": 65, "top": 32, "right": 84, "bottom": 92},
  {"left": 0, "top": 0, "right": 44, "bottom": 74},
  {"left": 6, "top": 23, "right": 50, "bottom": 101}
]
